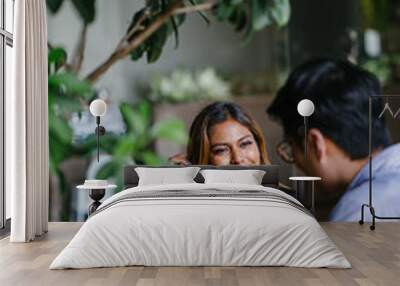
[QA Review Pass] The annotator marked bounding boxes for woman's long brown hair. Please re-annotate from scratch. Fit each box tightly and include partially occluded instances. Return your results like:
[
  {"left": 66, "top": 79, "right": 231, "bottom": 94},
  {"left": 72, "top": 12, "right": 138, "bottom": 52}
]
[{"left": 187, "top": 102, "right": 270, "bottom": 165}]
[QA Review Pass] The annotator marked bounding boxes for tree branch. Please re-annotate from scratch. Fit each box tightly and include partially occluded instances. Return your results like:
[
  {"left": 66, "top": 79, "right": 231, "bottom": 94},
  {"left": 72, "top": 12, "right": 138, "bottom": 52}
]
[
  {"left": 70, "top": 24, "right": 88, "bottom": 73},
  {"left": 85, "top": 0, "right": 216, "bottom": 83},
  {"left": 86, "top": 0, "right": 216, "bottom": 83},
  {"left": 173, "top": 1, "right": 215, "bottom": 15},
  {"left": 116, "top": 8, "right": 151, "bottom": 51}
]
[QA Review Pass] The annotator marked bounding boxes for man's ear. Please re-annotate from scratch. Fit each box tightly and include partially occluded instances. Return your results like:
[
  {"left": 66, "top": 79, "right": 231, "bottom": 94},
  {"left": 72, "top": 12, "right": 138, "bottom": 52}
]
[{"left": 308, "top": 128, "right": 327, "bottom": 163}]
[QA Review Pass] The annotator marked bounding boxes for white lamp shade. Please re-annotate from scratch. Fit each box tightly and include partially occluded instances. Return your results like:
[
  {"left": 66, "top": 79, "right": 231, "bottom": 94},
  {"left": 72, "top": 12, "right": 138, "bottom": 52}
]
[
  {"left": 89, "top": 99, "right": 107, "bottom": 117},
  {"left": 297, "top": 99, "right": 315, "bottom": 117}
]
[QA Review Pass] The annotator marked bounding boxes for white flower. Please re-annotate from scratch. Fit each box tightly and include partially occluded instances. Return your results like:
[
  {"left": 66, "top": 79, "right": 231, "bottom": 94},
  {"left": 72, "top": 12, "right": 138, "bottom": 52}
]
[
  {"left": 159, "top": 78, "right": 175, "bottom": 96},
  {"left": 196, "top": 68, "right": 230, "bottom": 99},
  {"left": 149, "top": 68, "right": 231, "bottom": 103}
]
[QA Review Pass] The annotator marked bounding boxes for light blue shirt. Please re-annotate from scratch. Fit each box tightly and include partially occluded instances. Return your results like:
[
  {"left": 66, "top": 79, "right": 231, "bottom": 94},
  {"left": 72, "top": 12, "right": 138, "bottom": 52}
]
[{"left": 330, "top": 143, "right": 400, "bottom": 222}]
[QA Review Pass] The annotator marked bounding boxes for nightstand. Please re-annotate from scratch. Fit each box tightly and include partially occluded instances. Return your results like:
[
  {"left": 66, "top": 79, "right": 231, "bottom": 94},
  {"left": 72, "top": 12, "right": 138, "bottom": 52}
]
[
  {"left": 77, "top": 180, "right": 116, "bottom": 215},
  {"left": 289, "top": 176, "right": 321, "bottom": 214}
]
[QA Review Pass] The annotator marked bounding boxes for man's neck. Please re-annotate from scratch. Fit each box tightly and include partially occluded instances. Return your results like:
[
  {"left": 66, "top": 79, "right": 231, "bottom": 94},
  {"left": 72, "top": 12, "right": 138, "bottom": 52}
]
[{"left": 338, "top": 157, "right": 370, "bottom": 190}]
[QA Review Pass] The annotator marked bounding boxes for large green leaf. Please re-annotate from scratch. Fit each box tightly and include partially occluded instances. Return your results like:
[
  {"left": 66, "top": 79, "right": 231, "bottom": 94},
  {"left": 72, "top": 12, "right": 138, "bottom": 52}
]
[
  {"left": 48, "top": 73, "right": 93, "bottom": 99},
  {"left": 128, "top": 9, "right": 149, "bottom": 61},
  {"left": 49, "top": 114, "right": 73, "bottom": 145},
  {"left": 119, "top": 103, "right": 136, "bottom": 132},
  {"left": 169, "top": 16, "right": 180, "bottom": 48},
  {"left": 49, "top": 91, "right": 82, "bottom": 114},
  {"left": 48, "top": 112, "right": 73, "bottom": 173},
  {"left": 269, "top": 0, "right": 290, "bottom": 27},
  {"left": 75, "top": 134, "right": 118, "bottom": 156},
  {"left": 150, "top": 119, "right": 188, "bottom": 144},
  {"left": 47, "top": 0, "right": 65, "bottom": 13},
  {"left": 48, "top": 47, "right": 67, "bottom": 69},
  {"left": 251, "top": 0, "right": 271, "bottom": 31},
  {"left": 95, "top": 159, "right": 126, "bottom": 192},
  {"left": 120, "top": 102, "right": 150, "bottom": 135},
  {"left": 137, "top": 151, "right": 164, "bottom": 165},
  {"left": 250, "top": 0, "right": 290, "bottom": 30},
  {"left": 216, "top": 1, "right": 237, "bottom": 21},
  {"left": 113, "top": 135, "right": 137, "bottom": 160},
  {"left": 168, "top": 13, "right": 187, "bottom": 48},
  {"left": 146, "top": 24, "right": 169, "bottom": 63},
  {"left": 137, "top": 101, "right": 151, "bottom": 129},
  {"left": 130, "top": 44, "right": 147, "bottom": 61},
  {"left": 49, "top": 133, "right": 71, "bottom": 173},
  {"left": 93, "top": 101, "right": 188, "bottom": 190},
  {"left": 128, "top": 6, "right": 180, "bottom": 63},
  {"left": 71, "top": 0, "right": 96, "bottom": 24},
  {"left": 96, "top": 160, "right": 121, "bottom": 180}
]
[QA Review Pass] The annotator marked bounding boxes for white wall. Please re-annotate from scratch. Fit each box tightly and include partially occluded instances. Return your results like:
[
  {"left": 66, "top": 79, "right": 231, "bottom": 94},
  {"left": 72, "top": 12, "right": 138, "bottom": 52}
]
[{"left": 47, "top": 0, "right": 278, "bottom": 102}]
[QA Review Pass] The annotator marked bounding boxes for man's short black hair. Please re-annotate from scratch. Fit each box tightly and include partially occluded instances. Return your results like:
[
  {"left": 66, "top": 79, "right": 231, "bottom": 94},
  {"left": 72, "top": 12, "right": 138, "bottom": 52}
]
[{"left": 267, "top": 58, "right": 390, "bottom": 160}]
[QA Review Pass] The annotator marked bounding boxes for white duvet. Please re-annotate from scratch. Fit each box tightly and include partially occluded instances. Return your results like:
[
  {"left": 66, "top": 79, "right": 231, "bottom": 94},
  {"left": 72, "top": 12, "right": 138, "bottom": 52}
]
[{"left": 50, "top": 183, "right": 350, "bottom": 269}]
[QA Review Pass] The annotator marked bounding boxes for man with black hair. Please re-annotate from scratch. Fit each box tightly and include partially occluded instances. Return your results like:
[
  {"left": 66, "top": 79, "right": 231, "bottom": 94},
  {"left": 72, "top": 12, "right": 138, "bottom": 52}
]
[{"left": 267, "top": 59, "right": 400, "bottom": 221}]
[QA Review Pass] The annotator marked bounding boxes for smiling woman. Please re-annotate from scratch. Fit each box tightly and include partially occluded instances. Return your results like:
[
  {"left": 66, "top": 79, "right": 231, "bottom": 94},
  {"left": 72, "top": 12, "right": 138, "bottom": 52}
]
[
  {"left": 207, "top": 118, "right": 263, "bottom": 165},
  {"left": 170, "top": 101, "right": 270, "bottom": 166}
]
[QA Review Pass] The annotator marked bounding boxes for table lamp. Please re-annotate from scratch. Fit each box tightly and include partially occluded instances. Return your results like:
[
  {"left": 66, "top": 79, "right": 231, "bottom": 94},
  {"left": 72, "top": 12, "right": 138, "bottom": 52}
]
[
  {"left": 89, "top": 99, "right": 107, "bottom": 162},
  {"left": 77, "top": 99, "right": 112, "bottom": 216}
]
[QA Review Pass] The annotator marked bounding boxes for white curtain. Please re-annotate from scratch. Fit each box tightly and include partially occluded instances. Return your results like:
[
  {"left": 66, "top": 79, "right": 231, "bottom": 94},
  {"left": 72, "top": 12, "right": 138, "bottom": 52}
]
[{"left": 7, "top": 0, "right": 49, "bottom": 242}]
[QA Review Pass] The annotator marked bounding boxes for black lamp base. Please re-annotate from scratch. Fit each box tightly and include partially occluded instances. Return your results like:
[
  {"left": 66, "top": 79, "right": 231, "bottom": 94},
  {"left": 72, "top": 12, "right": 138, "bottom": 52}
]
[
  {"left": 88, "top": 189, "right": 105, "bottom": 215},
  {"left": 95, "top": 126, "right": 106, "bottom": 136}
]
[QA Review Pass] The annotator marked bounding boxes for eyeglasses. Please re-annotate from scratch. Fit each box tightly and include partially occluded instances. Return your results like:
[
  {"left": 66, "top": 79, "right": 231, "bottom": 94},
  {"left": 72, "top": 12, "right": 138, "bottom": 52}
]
[{"left": 276, "top": 140, "right": 295, "bottom": 164}]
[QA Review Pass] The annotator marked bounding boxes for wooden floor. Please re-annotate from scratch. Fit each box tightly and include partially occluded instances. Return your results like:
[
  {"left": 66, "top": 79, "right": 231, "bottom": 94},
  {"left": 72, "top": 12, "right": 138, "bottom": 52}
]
[{"left": 0, "top": 222, "right": 399, "bottom": 286}]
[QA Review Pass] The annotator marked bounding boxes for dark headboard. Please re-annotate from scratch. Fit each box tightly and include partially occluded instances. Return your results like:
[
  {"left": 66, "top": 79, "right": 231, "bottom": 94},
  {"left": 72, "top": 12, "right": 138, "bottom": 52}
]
[{"left": 123, "top": 165, "right": 280, "bottom": 189}]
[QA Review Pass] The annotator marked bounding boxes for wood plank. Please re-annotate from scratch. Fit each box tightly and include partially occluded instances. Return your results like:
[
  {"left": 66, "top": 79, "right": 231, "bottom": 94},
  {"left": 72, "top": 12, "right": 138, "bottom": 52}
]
[{"left": 0, "top": 222, "right": 399, "bottom": 286}]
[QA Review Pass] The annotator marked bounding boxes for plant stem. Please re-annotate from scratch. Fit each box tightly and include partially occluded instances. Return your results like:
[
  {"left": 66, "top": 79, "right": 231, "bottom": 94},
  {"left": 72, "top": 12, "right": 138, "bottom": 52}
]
[
  {"left": 116, "top": 8, "right": 151, "bottom": 51},
  {"left": 70, "top": 24, "right": 88, "bottom": 73},
  {"left": 173, "top": 1, "right": 215, "bottom": 15}
]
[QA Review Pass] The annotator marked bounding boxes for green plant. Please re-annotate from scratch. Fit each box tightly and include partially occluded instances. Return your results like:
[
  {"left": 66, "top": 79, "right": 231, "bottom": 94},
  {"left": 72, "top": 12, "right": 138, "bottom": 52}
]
[
  {"left": 48, "top": 47, "right": 96, "bottom": 220},
  {"left": 95, "top": 101, "right": 187, "bottom": 191},
  {"left": 362, "top": 53, "right": 400, "bottom": 87},
  {"left": 359, "top": 1, "right": 400, "bottom": 89},
  {"left": 47, "top": 0, "right": 291, "bottom": 83},
  {"left": 46, "top": 0, "right": 291, "bottom": 219}
]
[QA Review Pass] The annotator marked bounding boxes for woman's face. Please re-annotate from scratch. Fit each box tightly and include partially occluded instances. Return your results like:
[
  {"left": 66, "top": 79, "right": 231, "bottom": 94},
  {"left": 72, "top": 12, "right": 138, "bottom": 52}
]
[{"left": 208, "top": 119, "right": 261, "bottom": 165}]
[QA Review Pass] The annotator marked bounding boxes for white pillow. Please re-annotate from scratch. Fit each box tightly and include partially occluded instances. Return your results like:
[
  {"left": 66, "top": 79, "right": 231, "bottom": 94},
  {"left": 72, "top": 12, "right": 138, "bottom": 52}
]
[
  {"left": 200, "top": 169, "right": 266, "bottom": 185},
  {"left": 135, "top": 167, "right": 200, "bottom": 186}
]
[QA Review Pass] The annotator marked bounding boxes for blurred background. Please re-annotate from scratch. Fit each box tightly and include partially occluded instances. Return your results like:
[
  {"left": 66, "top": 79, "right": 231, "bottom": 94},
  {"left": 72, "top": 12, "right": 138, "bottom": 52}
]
[{"left": 46, "top": 0, "right": 400, "bottom": 221}]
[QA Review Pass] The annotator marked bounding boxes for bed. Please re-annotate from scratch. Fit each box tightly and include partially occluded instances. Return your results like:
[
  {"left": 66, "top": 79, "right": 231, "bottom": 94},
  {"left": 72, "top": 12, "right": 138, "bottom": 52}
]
[{"left": 50, "top": 165, "right": 350, "bottom": 269}]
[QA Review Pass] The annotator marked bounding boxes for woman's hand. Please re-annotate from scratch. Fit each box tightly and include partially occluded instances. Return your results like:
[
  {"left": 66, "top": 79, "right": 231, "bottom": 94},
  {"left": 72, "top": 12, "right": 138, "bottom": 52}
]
[{"left": 168, "top": 153, "right": 191, "bottom": 166}]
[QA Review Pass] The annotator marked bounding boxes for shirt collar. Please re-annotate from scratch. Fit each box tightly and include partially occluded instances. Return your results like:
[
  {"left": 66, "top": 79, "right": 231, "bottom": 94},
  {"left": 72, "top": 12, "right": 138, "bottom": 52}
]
[{"left": 347, "top": 143, "right": 400, "bottom": 191}]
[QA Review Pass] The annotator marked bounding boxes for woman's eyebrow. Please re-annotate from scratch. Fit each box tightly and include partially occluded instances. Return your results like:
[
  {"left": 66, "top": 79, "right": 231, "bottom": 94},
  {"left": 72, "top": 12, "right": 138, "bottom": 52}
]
[
  {"left": 210, "top": 143, "right": 228, "bottom": 149},
  {"left": 211, "top": 135, "right": 252, "bottom": 147},
  {"left": 239, "top": 135, "right": 252, "bottom": 141}
]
